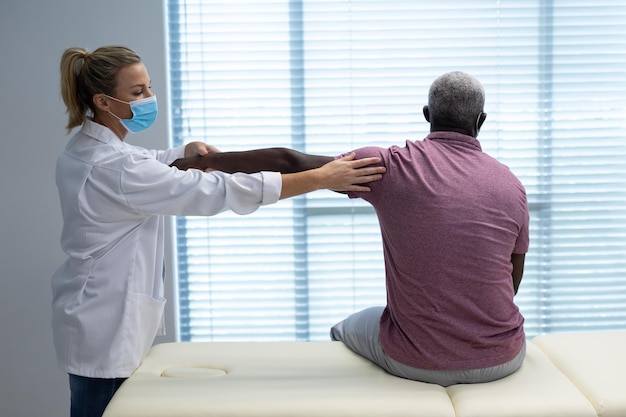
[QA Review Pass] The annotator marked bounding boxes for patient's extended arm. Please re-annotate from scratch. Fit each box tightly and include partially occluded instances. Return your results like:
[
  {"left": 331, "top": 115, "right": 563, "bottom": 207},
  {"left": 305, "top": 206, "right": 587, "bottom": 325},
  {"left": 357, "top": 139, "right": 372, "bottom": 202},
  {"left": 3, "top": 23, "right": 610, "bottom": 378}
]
[{"left": 170, "top": 147, "right": 333, "bottom": 174}]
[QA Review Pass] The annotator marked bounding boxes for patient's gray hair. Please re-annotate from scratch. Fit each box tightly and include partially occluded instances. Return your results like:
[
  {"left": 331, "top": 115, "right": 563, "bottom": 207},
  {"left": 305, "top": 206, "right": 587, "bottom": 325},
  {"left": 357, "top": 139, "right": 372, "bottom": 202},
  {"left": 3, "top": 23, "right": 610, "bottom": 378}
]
[{"left": 428, "top": 71, "right": 485, "bottom": 128}]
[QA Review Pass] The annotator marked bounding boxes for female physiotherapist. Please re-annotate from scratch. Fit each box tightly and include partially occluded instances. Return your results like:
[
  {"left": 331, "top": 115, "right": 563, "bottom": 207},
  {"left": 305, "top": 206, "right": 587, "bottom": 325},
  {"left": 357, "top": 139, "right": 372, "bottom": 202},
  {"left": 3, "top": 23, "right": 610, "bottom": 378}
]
[{"left": 52, "top": 45, "right": 385, "bottom": 417}]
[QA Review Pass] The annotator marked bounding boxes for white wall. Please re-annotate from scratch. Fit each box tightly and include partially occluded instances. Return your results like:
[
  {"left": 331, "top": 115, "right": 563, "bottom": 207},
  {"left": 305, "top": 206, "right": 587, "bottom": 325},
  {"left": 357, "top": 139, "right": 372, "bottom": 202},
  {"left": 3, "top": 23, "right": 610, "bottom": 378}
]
[{"left": 0, "top": 1, "right": 175, "bottom": 416}]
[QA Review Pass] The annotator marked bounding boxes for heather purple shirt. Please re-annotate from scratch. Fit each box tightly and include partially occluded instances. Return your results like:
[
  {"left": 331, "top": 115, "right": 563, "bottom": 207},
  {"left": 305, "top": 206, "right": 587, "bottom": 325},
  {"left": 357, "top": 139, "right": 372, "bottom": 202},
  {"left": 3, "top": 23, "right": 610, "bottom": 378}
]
[{"left": 344, "top": 131, "right": 529, "bottom": 371}]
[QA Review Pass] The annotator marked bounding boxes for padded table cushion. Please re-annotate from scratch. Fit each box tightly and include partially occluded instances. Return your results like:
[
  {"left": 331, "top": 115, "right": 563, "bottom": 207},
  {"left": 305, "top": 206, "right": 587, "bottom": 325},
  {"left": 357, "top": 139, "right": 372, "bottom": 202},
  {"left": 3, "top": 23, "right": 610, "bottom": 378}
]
[
  {"left": 448, "top": 342, "right": 596, "bottom": 417},
  {"left": 532, "top": 331, "right": 626, "bottom": 417},
  {"left": 103, "top": 341, "right": 456, "bottom": 417},
  {"left": 103, "top": 339, "right": 605, "bottom": 417}
]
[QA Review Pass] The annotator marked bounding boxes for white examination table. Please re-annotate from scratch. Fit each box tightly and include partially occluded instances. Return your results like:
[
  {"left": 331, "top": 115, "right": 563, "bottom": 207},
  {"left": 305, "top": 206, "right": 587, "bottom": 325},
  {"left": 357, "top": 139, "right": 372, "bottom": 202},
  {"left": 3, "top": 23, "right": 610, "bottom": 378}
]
[{"left": 103, "top": 331, "right": 626, "bottom": 417}]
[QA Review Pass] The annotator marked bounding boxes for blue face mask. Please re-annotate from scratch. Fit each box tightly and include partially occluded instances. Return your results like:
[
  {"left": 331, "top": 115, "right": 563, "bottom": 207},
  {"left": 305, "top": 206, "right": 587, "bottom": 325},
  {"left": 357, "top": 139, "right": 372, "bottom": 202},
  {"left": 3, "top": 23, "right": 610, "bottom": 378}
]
[{"left": 103, "top": 94, "right": 158, "bottom": 133}]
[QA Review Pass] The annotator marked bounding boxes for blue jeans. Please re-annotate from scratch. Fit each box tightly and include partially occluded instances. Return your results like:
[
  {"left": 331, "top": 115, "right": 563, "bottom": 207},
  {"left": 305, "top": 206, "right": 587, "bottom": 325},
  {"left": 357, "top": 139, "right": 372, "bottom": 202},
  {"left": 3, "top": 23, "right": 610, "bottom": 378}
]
[{"left": 69, "top": 374, "right": 127, "bottom": 417}]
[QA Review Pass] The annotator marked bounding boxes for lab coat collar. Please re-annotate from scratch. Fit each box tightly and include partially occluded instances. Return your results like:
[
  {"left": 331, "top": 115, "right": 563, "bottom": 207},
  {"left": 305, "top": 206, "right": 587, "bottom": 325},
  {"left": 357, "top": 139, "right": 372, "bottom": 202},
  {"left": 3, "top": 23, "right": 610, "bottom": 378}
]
[{"left": 82, "top": 118, "right": 123, "bottom": 146}]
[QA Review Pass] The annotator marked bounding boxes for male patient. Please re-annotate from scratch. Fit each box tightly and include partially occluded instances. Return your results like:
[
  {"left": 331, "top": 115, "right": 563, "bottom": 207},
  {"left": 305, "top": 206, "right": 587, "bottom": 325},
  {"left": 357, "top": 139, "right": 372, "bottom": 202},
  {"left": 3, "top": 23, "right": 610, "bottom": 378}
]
[{"left": 172, "top": 71, "right": 529, "bottom": 386}]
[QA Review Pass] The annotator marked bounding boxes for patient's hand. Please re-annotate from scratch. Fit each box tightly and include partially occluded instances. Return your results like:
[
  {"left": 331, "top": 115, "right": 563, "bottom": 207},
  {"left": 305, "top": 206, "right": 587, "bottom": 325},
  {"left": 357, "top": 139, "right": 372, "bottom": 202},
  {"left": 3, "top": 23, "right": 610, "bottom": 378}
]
[{"left": 170, "top": 154, "right": 206, "bottom": 171}]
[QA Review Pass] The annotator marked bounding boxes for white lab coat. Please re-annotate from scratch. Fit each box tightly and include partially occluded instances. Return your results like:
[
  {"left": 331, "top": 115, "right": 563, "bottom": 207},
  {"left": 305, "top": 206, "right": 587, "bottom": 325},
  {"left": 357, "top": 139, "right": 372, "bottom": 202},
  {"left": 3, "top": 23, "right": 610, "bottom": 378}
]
[{"left": 51, "top": 120, "right": 281, "bottom": 378}]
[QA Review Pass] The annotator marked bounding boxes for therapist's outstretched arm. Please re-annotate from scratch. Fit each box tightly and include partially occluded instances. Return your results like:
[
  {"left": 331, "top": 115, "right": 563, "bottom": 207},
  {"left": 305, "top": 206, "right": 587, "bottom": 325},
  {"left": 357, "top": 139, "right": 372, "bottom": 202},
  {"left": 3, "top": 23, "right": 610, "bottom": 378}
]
[{"left": 278, "top": 153, "right": 384, "bottom": 199}]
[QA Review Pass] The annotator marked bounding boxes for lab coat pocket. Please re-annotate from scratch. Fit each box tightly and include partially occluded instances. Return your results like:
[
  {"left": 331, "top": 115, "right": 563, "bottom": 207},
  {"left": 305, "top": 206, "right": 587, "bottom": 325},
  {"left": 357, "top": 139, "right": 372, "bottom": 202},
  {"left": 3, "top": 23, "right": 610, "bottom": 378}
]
[{"left": 116, "top": 292, "right": 166, "bottom": 372}]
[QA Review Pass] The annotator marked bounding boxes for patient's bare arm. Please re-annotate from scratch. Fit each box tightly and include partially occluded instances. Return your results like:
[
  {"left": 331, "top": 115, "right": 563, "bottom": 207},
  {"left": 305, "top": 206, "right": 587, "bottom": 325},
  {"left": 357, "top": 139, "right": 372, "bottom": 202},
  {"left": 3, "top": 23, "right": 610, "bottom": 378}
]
[
  {"left": 170, "top": 147, "right": 333, "bottom": 174},
  {"left": 511, "top": 253, "right": 525, "bottom": 295}
]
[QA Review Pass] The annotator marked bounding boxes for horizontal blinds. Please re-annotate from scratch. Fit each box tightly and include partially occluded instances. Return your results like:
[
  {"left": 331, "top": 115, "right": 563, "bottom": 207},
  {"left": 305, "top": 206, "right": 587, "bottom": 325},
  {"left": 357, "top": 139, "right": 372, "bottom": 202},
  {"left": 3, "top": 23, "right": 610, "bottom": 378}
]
[
  {"left": 519, "top": 0, "right": 626, "bottom": 334},
  {"left": 168, "top": 0, "right": 626, "bottom": 341}
]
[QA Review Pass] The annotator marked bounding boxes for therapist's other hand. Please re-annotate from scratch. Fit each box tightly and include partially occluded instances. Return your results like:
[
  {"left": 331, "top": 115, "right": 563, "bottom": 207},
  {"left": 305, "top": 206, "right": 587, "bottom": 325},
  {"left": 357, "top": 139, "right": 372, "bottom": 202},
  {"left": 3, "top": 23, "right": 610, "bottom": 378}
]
[
  {"left": 184, "top": 141, "right": 220, "bottom": 158},
  {"left": 317, "top": 153, "right": 385, "bottom": 192}
]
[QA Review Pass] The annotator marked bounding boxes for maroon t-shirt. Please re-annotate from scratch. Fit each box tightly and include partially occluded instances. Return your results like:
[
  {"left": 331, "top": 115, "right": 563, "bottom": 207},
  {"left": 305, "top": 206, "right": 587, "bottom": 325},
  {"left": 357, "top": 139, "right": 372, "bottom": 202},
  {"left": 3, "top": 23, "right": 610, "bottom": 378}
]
[{"left": 345, "top": 131, "right": 529, "bottom": 370}]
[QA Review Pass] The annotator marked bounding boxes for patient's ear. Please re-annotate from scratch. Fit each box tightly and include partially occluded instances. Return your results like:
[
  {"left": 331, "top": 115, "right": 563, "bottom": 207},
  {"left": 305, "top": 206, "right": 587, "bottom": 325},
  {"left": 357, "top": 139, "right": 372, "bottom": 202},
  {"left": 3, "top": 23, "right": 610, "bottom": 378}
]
[
  {"left": 477, "top": 112, "right": 487, "bottom": 130},
  {"left": 423, "top": 105, "right": 430, "bottom": 122}
]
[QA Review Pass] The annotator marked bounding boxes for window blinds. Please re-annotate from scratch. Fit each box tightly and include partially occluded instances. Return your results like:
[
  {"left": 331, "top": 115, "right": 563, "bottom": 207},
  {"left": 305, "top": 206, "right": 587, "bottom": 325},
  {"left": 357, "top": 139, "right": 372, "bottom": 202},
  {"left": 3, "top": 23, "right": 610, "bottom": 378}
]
[{"left": 167, "top": 0, "right": 626, "bottom": 341}]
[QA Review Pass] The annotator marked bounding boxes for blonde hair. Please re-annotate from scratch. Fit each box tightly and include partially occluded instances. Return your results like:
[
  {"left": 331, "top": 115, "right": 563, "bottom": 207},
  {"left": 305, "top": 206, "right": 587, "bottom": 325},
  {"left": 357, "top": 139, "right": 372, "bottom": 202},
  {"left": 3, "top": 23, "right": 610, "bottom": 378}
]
[{"left": 60, "top": 46, "right": 141, "bottom": 132}]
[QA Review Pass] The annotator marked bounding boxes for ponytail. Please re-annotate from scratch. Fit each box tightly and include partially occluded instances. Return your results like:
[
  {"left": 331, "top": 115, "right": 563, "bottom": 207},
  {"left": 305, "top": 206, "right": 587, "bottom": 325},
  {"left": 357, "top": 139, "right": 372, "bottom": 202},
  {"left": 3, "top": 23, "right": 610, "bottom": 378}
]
[{"left": 60, "top": 48, "right": 89, "bottom": 132}]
